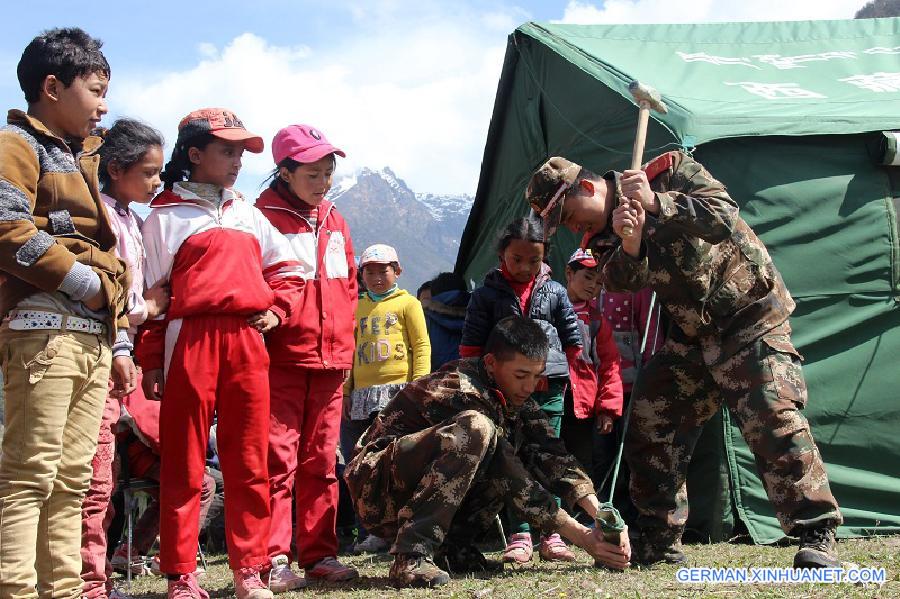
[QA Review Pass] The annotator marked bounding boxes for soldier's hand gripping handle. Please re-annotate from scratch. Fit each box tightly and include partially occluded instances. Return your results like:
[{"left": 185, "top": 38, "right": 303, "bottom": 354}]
[{"left": 558, "top": 511, "right": 631, "bottom": 570}]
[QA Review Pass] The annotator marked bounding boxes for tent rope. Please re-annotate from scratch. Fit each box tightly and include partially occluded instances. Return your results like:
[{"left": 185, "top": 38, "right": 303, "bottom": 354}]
[{"left": 605, "top": 290, "right": 659, "bottom": 503}]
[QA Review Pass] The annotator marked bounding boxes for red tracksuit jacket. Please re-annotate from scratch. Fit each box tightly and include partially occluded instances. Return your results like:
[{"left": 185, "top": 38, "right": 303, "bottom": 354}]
[
  {"left": 255, "top": 187, "right": 357, "bottom": 370},
  {"left": 136, "top": 184, "right": 308, "bottom": 372},
  {"left": 569, "top": 298, "right": 624, "bottom": 418}
]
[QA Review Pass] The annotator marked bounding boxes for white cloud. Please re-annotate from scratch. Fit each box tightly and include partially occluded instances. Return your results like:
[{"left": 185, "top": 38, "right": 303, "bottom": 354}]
[
  {"left": 108, "top": 7, "right": 511, "bottom": 196},
  {"left": 103, "top": 0, "right": 867, "bottom": 198},
  {"left": 556, "top": 0, "right": 861, "bottom": 24}
]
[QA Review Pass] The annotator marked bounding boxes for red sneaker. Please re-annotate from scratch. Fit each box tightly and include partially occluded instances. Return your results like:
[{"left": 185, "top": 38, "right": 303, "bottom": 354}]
[{"left": 305, "top": 557, "right": 359, "bottom": 582}]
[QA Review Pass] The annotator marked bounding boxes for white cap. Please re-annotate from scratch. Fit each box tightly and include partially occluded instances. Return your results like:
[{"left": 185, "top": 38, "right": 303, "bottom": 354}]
[{"left": 359, "top": 244, "right": 399, "bottom": 266}]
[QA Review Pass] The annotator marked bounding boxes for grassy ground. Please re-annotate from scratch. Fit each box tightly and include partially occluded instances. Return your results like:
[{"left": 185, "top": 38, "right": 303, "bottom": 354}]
[{"left": 117, "top": 536, "right": 899, "bottom": 598}]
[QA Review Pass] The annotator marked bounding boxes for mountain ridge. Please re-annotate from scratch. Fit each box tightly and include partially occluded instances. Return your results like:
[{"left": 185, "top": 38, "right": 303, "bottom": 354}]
[{"left": 329, "top": 167, "right": 473, "bottom": 293}]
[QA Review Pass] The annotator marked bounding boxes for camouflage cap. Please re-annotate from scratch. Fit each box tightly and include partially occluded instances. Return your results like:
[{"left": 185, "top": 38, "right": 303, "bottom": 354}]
[{"left": 525, "top": 156, "right": 583, "bottom": 240}]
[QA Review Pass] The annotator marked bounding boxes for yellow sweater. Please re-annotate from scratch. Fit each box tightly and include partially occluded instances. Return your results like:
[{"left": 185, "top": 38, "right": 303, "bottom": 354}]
[{"left": 350, "top": 288, "right": 431, "bottom": 393}]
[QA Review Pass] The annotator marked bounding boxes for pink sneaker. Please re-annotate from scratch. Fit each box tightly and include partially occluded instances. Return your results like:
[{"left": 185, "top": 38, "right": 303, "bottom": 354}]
[
  {"left": 233, "top": 567, "right": 274, "bottom": 599},
  {"left": 305, "top": 556, "right": 359, "bottom": 582},
  {"left": 167, "top": 573, "right": 209, "bottom": 599},
  {"left": 501, "top": 532, "right": 533, "bottom": 564},
  {"left": 539, "top": 533, "right": 576, "bottom": 562}
]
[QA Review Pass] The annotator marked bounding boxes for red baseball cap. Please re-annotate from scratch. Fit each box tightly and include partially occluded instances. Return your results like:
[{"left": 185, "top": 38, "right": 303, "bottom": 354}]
[
  {"left": 272, "top": 124, "right": 346, "bottom": 165},
  {"left": 177, "top": 108, "right": 264, "bottom": 153},
  {"left": 568, "top": 248, "right": 598, "bottom": 268}
]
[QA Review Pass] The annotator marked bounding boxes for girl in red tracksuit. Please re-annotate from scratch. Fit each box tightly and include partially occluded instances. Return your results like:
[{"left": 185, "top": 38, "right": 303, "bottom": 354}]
[
  {"left": 560, "top": 248, "right": 624, "bottom": 476},
  {"left": 137, "top": 108, "right": 307, "bottom": 599},
  {"left": 254, "top": 124, "right": 358, "bottom": 591}
]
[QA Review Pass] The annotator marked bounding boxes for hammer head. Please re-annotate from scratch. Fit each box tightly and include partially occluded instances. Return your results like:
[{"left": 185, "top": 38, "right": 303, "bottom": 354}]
[{"left": 628, "top": 80, "right": 668, "bottom": 114}]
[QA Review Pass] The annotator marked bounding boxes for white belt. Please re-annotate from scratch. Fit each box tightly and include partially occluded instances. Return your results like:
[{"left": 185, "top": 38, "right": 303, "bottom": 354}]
[{"left": 7, "top": 309, "right": 106, "bottom": 335}]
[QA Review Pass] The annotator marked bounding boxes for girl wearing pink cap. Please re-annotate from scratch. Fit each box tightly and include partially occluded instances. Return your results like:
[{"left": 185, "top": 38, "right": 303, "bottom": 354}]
[{"left": 255, "top": 124, "right": 359, "bottom": 590}]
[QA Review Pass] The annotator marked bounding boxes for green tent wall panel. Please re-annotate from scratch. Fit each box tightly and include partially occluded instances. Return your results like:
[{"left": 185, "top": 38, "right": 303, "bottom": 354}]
[{"left": 458, "top": 18, "right": 900, "bottom": 543}]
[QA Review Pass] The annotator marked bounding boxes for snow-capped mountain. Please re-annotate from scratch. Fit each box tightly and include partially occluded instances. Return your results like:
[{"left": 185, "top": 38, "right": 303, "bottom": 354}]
[
  {"left": 329, "top": 167, "right": 474, "bottom": 293},
  {"left": 416, "top": 193, "right": 475, "bottom": 221}
]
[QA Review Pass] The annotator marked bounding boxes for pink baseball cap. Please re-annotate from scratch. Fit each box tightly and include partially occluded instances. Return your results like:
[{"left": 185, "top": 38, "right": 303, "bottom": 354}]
[{"left": 271, "top": 124, "right": 346, "bottom": 164}]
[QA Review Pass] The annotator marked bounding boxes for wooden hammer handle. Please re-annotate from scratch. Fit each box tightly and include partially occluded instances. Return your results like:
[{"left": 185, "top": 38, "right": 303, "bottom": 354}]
[
  {"left": 622, "top": 104, "right": 651, "bottom": 237},
  {"left": 631, "top": 105, "right": 650, "bottom": 171}
]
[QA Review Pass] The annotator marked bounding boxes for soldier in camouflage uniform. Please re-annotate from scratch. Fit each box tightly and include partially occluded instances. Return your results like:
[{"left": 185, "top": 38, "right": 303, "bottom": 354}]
[
  {"left": 344, "top": 316, "right": 630, "bottom": 587},
  {"left": 525, "top": 152, "right": 842, "bottom": 569}
]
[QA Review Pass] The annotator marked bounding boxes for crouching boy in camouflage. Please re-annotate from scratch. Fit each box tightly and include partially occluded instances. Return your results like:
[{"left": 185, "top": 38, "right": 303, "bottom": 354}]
[
  {"left": 344, "top": 316, "right": 630, "bottom": 588},
  {"left": 525, "top": 152, "right": 842, "bottom": 569}
]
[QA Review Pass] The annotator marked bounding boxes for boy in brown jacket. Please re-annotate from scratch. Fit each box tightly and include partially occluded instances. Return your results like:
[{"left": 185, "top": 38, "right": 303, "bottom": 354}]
[{"left": 0, "top": 28, "right": 135, "bottom": 598}]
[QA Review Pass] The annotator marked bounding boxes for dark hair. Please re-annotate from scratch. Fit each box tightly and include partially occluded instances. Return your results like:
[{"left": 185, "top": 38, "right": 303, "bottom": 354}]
[
  {"left": 160, "top": 133, "right": 216, "bottom": 190},
  {"left": 430, "top": 272, "right": 467, "bottom": 296},
  {"left": 484, "top": 316, "right": 549, "bottom": 362},
  {"left": 264, "top": 155, "right": 337, "bottom": 191},
  {"left": 496, "top": 216, "right": 545, "bottom": 253},
  {"left": 98, "top": 119, "right": 164, "bottom": 187},
  {"left": 567, "top": 261, "right": 601, "bottom": 274},
  {"left": 416, "top": 281, "right": 432, "bottom": 299},
  {"left": 361, "top": 261, "right": 400, "bottom": 274},
  {"left": 356, "top": 266, "right": 367, "bottom": 293},
  {"left": 18, "top": 28, "right": 110, "bottom": 104}
]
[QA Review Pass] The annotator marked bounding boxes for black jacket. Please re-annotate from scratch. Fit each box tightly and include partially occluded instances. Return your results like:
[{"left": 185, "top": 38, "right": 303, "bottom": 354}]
[{"left": 460, "top": 263, "right": 581, "bottom": 378}]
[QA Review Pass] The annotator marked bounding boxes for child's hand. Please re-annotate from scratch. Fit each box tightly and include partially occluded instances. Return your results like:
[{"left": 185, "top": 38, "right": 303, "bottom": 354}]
[
  {"left": 144, "top": 279, "right": 171, "bottom": 319},
  {"left": 342, "top": 392, "right": 352, "bottom": 420},
  {"left": 596, "top": 414, "right": 615, "bottom": 435},
  {"left": 83, "top": 288, "right": 106, "bottom": 312},
  {"left": 143, "top": 368, "right": 165, "bottom": 401},
  {"left": 248, "top": 310, "right": 280, "bottom": 333},
  {"left": 110, "top": 356, "right": 138, "bottom": 398}
]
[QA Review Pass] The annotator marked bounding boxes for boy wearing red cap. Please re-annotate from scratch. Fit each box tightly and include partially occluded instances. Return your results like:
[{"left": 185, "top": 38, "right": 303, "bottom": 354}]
[
  {"left": 561, "top": 248, "right": 623, "bottom": 475},
  {"left": 137, "top": 108, "right": 308, "bottom": 599},
  {"left": 254, "top": 124, "right": 359, "bottom": 590}
]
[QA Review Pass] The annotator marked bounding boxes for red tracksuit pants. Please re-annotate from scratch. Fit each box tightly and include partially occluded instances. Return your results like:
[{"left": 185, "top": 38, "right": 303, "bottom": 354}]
[
  {"left": 267, "top": 366, "right": 344, "bottom": 567},
  {"left": 80, "top": 389, "right": 121, "bottom": 598},
  {"left": 159, "top": 315, "right": 271, "bottom": 574}
]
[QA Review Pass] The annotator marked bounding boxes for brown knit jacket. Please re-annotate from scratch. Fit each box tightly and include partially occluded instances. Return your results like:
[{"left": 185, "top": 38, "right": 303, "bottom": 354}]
[{"left": 0, "top": 110, "right": 129, "bottom": 335}]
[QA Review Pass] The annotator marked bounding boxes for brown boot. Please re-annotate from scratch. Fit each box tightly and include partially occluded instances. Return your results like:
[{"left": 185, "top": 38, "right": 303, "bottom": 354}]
[
  {"left": 389, "top": 553, "right": 451, "bottom": 588},
  {"left": 630, "top": 530, "right": 687, "bottom": 567},
  {"left": 794, "top": 526, "right": 839, "bottom": 569}
]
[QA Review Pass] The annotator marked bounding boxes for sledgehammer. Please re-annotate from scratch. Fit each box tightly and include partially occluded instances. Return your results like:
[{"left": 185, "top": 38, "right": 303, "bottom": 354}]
[{"left": 621, "top": 80, "right": 668, "bottom": 236}]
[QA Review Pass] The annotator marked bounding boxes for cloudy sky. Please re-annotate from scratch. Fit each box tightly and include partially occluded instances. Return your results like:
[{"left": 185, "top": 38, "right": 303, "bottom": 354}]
[{"left": 3, "top": 0, "right": 864, "bottom": 195}]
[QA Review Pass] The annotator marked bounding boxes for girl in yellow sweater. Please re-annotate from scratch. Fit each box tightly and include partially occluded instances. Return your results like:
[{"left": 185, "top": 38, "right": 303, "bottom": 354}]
[{"left": 341, "top": 243, "right": 430, "bottom": 553}]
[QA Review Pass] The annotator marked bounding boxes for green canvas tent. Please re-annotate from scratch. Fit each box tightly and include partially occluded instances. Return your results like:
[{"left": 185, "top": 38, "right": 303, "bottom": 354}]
[{"left": 457, "top": 17, "right": 900, "bottom": 544}]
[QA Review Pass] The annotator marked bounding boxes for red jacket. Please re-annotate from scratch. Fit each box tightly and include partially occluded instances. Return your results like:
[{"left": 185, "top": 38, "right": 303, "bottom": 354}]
[
  {"left": 256, "top": 187, "right": 358, "bottom": 369},
  {"left": 569, "top": 299, "right": 624, "bottom": 419},
  {"left": 135, "top": 185, "right": 306, "bottom": 372}
]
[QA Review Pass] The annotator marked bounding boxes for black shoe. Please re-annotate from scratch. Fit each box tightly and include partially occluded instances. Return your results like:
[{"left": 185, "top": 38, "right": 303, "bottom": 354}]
[
  {"left": 435, "top": 542, "right": 503, "bottom": 574},
  {"left": 793, "top": 526, "right": 839, "bottom": 569}
]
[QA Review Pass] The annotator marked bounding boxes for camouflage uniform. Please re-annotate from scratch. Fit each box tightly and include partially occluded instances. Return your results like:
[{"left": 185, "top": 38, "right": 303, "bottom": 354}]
[
  {"left": 343, "top": 358, "right": 595, "bottom": 557},
  {"left": 580, "top": 151, "right": 842, "bottom": 546}
]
